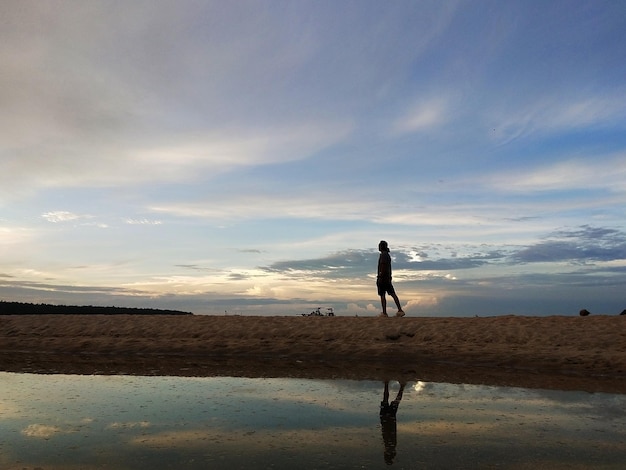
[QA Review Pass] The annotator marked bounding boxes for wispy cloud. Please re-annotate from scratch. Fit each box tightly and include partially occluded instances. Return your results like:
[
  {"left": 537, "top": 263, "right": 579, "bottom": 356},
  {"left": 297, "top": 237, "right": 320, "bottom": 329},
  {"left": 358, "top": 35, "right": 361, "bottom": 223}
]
[
  {"left": 391, "top": 97, "right": 450, "bottom": 135},
  {"left": 1, "top": 121, "right": 353, "bottom": 197},
  {"left": 42, "top": 211, "right": 83, "bottom": 223},
  {"left": 485, "top": 153, "right": 626, "bottom": 193},
  {"left": 492, "top": 93, "right": 626, "bottom": 144},
  {"left": 41, "top": 211, "right": 108, "bottom": 228}
]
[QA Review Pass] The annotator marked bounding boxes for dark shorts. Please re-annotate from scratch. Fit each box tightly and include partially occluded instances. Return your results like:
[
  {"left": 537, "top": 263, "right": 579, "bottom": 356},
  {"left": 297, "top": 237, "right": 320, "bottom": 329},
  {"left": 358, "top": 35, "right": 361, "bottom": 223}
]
[
  {"left": 380, "top": 401, "right": 399, "bottom": 417},
  {"left": 377, "top": 278, "right": 395, "bottom": 296}
]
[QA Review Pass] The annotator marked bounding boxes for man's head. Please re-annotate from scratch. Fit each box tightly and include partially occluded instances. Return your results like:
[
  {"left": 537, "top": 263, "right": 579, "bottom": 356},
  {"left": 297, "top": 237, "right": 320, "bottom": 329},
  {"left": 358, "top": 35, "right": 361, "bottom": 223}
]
[{"left": 378, "top": 240, "right": 389, "bottom": 252}]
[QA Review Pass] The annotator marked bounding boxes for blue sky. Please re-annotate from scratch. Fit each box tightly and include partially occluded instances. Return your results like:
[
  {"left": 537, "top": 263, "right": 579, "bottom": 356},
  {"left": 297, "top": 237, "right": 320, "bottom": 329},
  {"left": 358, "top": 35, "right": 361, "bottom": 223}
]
[{"left": 1, "top": 0, "right": 625, "bottom": 316}]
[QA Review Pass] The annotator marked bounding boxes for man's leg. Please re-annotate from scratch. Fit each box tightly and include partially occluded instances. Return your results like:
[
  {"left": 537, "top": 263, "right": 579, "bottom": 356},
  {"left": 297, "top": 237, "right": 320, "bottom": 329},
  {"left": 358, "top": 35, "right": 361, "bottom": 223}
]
[
  {"left": 394, "top": 383, "right": 405, "bottom": 404},
  {"left": 390, "top": 292, "right": 404, "bottom": 315},
  {"left": 380, "top": 294, "right": 387, "bottom": 316}
]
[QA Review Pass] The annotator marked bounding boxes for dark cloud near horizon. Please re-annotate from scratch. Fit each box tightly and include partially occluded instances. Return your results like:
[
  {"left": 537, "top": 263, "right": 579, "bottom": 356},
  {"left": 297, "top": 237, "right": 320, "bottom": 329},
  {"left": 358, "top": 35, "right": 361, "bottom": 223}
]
[
  {"left": 259, "top": 225, "right": 626, "bottom": 281},
  {"left": 511, "top": 225, "right": 626, "bottom": 264},
  {"left": 228, "top": 272, "right": 250, "bottom": 281},
  {"left": 4, "top": 225, "right": 624, "bottom": 317},
  {"left": 263, "top": 249, "right": 379, "bottom": 278},
  {"left": 263, "top": 246, "right": 508, "bottom": 277},
  {"left": 392, "top": 249, "right": 507, "bottom": 271},
  {"left": 175, "top": 264, "right": 231, "bottom": 274}
]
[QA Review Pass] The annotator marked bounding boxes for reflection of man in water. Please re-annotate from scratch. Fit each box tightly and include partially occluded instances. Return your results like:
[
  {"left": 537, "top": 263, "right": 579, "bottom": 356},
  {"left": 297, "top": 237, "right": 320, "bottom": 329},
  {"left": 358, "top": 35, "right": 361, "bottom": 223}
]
[{"left": 380, "top": 380, "right": 405, "bottom": 465}]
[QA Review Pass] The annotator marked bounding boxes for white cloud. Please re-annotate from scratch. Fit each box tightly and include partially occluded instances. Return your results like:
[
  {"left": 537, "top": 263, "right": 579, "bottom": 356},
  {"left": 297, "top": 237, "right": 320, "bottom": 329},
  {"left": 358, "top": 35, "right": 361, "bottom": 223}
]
[
  {"left": 404, "top": 297, "right": 440, "bottom": 310},
  {"left": 125, "top": 218, "right": 162, "bottom": 225},
  {"left": 346, "top": 302, "right": 379, "bottom": 315},
  {"left": 41, "top": 211, "right": 82, "bottom": 223}
]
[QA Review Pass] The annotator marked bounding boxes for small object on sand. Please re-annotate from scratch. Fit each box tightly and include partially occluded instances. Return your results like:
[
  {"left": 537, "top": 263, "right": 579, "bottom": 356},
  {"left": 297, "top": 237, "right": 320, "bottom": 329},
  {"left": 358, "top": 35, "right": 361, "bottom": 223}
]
[
  {"left": 302, "top": 307, "right": 335, "bottom": 317},
  {"left": 579, "top": 309, "right": 590, "bottom": 316},
  {"left": 620, "top": 309, "right": 626, "bottom": 316}
]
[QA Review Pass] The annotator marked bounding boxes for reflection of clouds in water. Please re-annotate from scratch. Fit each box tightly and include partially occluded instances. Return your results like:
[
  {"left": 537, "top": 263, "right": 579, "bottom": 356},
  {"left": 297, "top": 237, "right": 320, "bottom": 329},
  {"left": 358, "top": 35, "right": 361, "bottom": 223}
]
[
  {"left": 0, "top": 399, "right": 22, "bottom": 419},
  {"left": 413, "top": 382, "right": 626, "bottom": 426},
  {"left": 399, "top": 381, "right": 626, "bottom": 453},
  {"left": 395, "top": 386, "right": 626, "bottom": 457},
  {"left": 107, "top": 421, "right": 151, "bottom": 430},
  {"left": 536, "top": 390, "right": 626, "bottom": 421},
  {"left": 398, "top": 421, "right": 502, "bottom": 437},
  {"left": 414, "top": 382, "right": 563, "bottom": 406},
  {"left": 21, "top": 423, "right": 64, "bottom": 438},
  {"left": 231, "top": 378, "right": 374, "bottom": 414},
  {"left": 587, "top": 395, "right": 626, "bottom": 420},
  {"left": 3, "top": 374, "right": 626, "bottom": 469},
  {"left": 413, "top": 381, "right": 426, "bottom": 393},
  {"left": 129, "top": 426, "right": 372, "bottom": 451},
  {"left": 21, "top": 420, "right": 97, "bottom": 440}
]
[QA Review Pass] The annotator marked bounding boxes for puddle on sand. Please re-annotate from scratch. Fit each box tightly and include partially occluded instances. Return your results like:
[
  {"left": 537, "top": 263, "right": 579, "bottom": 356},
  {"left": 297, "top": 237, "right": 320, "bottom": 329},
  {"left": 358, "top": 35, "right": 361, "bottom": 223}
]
[{"left": 1, "top": 372, "right": 625, "bottom": 469}]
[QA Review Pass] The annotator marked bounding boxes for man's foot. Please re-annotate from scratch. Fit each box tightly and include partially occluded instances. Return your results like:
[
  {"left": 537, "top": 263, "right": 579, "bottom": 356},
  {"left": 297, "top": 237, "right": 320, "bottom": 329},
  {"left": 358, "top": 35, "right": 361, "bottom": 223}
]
[
  {"left": 379, "top": 312, "right": 388, "bottom": 317},
  {"left": 396, "top": 310, "right": 405, "bottom": 317}
]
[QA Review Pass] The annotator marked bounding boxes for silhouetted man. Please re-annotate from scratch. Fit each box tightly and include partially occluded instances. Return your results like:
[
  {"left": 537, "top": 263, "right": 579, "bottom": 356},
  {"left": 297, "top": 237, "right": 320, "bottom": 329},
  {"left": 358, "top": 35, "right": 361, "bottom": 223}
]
[
  {"left": 377, "top": 240, "right": 405, "bottom": 317},
  {"left": 380, "top": 380, "right": 406, "bottom": 465}
]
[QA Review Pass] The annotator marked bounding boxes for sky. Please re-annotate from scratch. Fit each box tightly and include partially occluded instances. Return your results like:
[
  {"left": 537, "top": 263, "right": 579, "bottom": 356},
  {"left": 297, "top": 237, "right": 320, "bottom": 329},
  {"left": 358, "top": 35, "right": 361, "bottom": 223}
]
[{"left": 1, "top": 0, "right": 626, "bottom": 317}]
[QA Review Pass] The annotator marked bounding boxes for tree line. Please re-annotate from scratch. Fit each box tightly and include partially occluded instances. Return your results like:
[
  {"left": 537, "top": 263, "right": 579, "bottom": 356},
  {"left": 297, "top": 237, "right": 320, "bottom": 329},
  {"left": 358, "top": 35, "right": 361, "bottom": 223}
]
[{"left": 0, "top": 301, "right": 193, "bottom": 316}]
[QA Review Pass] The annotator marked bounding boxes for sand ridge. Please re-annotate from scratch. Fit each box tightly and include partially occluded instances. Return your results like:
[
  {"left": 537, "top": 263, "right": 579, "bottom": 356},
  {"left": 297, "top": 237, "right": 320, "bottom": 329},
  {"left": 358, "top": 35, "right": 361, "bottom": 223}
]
[{"left": 1, "top": 314, "right": 625, "bottom": 393}]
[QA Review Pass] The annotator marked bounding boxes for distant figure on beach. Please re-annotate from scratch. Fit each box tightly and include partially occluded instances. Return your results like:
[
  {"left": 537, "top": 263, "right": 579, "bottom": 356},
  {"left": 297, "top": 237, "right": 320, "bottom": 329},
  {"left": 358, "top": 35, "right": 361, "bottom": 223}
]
[
  {"left": 380, "top": 380, "right": 406, "bottom": 465},
  {"left": 377, "top": 240, "right": 405, "bottom": 317}
]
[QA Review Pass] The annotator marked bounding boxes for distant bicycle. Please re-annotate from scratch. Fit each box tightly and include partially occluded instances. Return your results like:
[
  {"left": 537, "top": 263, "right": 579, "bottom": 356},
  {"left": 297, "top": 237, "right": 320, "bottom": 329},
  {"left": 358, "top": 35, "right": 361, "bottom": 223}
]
[{"left": 302, "top": 307, "right": 334, "bottom": 317}]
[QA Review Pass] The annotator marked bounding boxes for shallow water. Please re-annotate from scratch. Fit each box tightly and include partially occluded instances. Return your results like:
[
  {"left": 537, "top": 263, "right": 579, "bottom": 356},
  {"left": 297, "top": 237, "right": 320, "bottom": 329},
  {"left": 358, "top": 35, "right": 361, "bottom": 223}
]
[{"left": 1, "top": 373, "right": 625, "bottom": 469}]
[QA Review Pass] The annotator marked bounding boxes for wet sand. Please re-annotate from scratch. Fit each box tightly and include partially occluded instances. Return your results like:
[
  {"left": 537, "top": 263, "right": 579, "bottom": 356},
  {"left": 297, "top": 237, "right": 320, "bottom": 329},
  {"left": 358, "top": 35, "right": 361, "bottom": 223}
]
[{"left": 1, "top": 314, "right": 625, "bottom": 393}]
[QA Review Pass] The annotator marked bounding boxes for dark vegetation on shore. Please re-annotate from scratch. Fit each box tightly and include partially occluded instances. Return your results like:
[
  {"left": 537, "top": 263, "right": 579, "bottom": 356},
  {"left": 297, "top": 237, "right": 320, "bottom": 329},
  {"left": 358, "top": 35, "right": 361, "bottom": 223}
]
[{"left": 0, "top": 301, "right": 193, "bottom": 316}]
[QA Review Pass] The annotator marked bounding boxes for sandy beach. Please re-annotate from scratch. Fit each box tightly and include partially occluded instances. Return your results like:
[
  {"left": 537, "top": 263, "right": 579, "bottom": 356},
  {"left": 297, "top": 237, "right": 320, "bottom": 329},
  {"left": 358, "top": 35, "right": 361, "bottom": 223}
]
[{"left": 1, "top": 314, "right": 625, "bottom": 393}]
